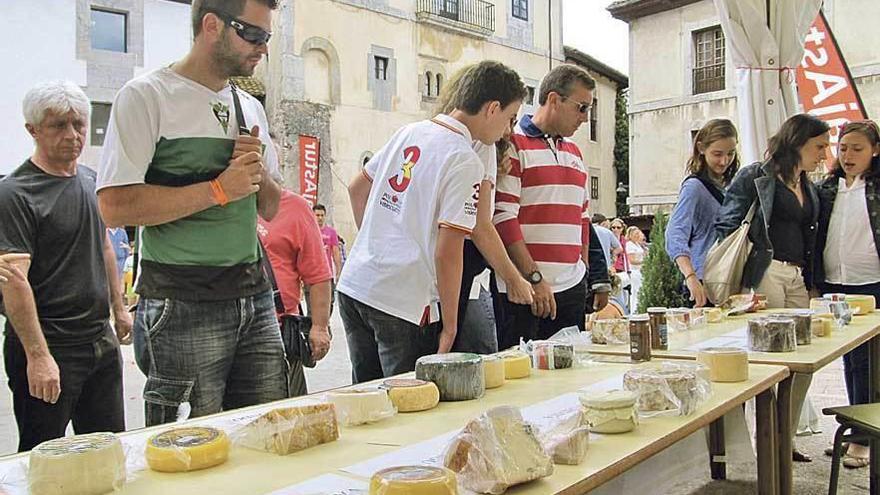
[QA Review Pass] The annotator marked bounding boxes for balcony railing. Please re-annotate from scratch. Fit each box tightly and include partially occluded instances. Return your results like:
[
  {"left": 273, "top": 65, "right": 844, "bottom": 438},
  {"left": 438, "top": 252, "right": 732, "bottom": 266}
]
[
  {"left": 693, "top": 63, "right": 725, "bottom": 95},
  {"left": 416, "top": 0, "right": 495, "bottom": 37}
]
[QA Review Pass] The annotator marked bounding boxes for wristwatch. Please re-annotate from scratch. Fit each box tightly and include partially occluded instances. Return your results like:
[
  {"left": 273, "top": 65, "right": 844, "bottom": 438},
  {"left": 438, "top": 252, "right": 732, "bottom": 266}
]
[{"left": 527, "top": 270, "right": 543, "bottom": 284}]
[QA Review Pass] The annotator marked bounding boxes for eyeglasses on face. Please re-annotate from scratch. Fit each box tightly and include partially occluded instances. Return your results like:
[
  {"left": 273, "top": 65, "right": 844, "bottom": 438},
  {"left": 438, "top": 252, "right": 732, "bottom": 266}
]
[
  {"left": 611, "top": 225, "right": 624, "bottom": 230},
  {"left": 208, "top": 10, "right": 271, "bottom": 45},
  {"left": 560, "top": 95, "right": 591, "bottom": 115}
]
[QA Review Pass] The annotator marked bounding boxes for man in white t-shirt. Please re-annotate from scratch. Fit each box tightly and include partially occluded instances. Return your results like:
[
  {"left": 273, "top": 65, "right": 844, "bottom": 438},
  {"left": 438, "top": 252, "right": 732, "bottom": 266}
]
[
  {"left": 339, "top": 61, "right": 527, "bottom": 383},
  {"left": 96, "top": 0, "right": 288, "bottom": 426}
]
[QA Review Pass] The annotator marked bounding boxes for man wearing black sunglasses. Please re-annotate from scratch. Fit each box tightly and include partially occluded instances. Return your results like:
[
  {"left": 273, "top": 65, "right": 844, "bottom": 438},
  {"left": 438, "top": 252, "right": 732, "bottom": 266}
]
[
  {"left": 493, "top": 64, "right": 611, "bottom": 349},
  {"left": 97, "top": 0, "right": 289, "bottom": 427}
]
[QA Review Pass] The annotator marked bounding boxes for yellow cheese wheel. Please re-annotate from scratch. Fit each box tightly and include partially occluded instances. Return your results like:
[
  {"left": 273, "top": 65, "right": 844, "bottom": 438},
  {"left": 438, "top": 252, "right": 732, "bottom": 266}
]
[
  {"left": 146, "top": 427, "right": 230, "bottom": 473},
  {"left": 847, "top": 295, "right": 876, "bottom": 315},
  {"left": 482, "top": 355, "right": 506, "bottom": 389},
  {"left": 382, "top": 379, "right": 440, "bottom": 412},
  {"left": 696, "top": 347, "right": 749, "bottom": 382},
  {"left": 369, "top": 466, "right": 457, "bottom": 495},
  {"left": 812, "top": 313, "right": 833, "bottom": 337},
  {"left": 498, "top": 351, "right": 531, "bottom": 379}
]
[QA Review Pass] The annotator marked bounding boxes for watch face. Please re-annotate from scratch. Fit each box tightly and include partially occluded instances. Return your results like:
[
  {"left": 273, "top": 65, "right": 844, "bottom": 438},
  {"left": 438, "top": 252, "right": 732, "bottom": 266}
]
[{"left": 529, "top": 271, "right": 542, "bottom": 283}]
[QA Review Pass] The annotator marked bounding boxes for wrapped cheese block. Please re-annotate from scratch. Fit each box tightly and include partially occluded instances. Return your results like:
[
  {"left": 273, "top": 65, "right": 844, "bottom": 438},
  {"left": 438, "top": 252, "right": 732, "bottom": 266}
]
[
  {"left": 591, "top": 319, "right": 628, "bottom": 344},
  {"left": 29, "top": 432, "right": 126, "bottom": 495},
  {"left": 537, "top": 407, "right": 590, "bottom": 465},
  {"left": 443, "top": 406, "right": 553, "bottom": 494},
  {"left": 847, "top": 295, "right": 876, "bottom": 315},
  {"left": 748, "top": 317, "right": 797, "bottom": 352},
  {"left": 497, "top": 350, "right": 531, "bottom": 379},
  {"left": 665, "top": 309, "right": 691, "bottom": 332},
  {"left": 236, "top": 403, "right": 339, "bottom": 455},
  {"left": 382, "top": 379, "right": 440, "bottom": 413},
  {"left": 528, "top": 340, "right": 574, "bottom": 370},
  {"left": 812, "top": 313, "right": 834, "bottom": 337},
  {"left": 579, "top": 389, "right": 638, "bottom": 434},
  {"left": 327, "top": 388, "right": 397, "bottom": 425},
  {"left": 481, "top": 355, "right": 506, "bottom": 389},
  {"left": 416, "top": 353, "right": 485, "bottom": 401},
  {"left": 696, "top": 347, "right": 749, "bottom": 382},
  {"left": 768, "top": 311, "right": 812, "bottom": 345},
  {"left": 369, "top": 466, "right": 457, "bottom": 495},
  {"left": 810, "top": 297, "right": 832, "bottom": 314},
  {"left": 703, "top": 307, "right": 723, "bottom": 323},
  {"left": 146, "top": 427, "right": 230, "bottom": 472},
  {"left": 623, "top": 362, "right": 711, "bottom": 416}
]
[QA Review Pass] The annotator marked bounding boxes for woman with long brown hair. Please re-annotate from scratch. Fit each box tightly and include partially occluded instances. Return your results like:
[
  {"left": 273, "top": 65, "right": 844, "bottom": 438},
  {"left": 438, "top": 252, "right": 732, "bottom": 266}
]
[
  {"left": 816, "top": 120, "right": 880, "bottom": 468},
  {"left": 666, "top": 119, "right": 739, "bottom": 307},
  {"left": 715, "top": 113, "right": 830, "bottom": 463}
]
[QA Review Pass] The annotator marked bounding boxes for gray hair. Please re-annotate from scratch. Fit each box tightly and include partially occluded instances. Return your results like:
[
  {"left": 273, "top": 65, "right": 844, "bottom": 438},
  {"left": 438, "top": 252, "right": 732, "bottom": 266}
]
[{"left": 22, "top": 81, "right": 90, "bottom": 127}]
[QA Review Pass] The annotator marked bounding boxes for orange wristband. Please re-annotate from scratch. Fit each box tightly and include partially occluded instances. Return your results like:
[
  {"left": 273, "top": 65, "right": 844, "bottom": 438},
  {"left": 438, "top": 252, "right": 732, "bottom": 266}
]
[{"left": 210, "top": 179, "right": 229, "bottom": 207}]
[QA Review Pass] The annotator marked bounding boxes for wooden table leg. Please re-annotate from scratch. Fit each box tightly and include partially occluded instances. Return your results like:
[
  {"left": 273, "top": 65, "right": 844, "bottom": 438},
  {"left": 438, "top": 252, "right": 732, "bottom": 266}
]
[
  {"left": 777, "top": 376, "right": 793, "bottom": 495},
  {"left": 756, "top": 389, "right": 779, "bottom": 495},
  {"left": 869, "top": 335, "right": 880, "bottom": 494},
  {"left": 709, "top": 417, "right": 726, "bottom": 480}
]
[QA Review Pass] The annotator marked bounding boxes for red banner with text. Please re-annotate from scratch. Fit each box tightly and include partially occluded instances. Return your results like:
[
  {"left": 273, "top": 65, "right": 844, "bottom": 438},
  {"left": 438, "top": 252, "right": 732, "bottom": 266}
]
[
  {"left": 797, "top": 10, "right": 868, "bottom": 167},
  {"left": 299, "top": 135, "right": 320, "bottom": 207}
]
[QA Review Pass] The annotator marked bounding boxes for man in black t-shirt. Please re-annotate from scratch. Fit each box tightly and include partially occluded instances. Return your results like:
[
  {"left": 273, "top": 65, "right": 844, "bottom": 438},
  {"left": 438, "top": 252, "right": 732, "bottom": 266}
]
[{"left": 0, "top": 81, "right": 131, "bottom": 452}]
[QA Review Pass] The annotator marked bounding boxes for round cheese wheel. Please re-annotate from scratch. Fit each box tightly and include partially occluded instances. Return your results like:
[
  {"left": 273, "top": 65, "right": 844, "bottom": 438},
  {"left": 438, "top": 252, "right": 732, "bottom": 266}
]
[
  {"left": 482, "top": 355, "right": 506, "bottom": 389},
  {"left": 498, "top": 350, "right": 531, "bottom": 379},
  {"left": 415, "top": 353, "right": 485, "bottom": 401},
  {"left": 696, "top": 347, "right": 749, "bottom": 382},
  {"left": 369, "top": 465, "right": 457, "bottom": 495},
  {"left": 146, "top": 427, "right": 230, "bottom": 473},
  {"left": 812, "top": 313, "right": 834, "bottom": 337},
  {"left": 382, "top": 379, "right": 440, "bottom": 412},
  {"left": 29, "top": 432, "right": 126, "bottom": 495},
  {"left": 327, "top": 388, "right": 396, "bottom": 425}
]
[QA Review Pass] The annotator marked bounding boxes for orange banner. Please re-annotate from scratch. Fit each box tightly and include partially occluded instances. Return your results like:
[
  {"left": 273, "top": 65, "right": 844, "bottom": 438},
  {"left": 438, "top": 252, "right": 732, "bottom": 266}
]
[
  {"left": 796, "top": 10, "right": 868, "bottom": 166},
  {"left": 299, "top": 135, "right": 320, "bottom": 207}
]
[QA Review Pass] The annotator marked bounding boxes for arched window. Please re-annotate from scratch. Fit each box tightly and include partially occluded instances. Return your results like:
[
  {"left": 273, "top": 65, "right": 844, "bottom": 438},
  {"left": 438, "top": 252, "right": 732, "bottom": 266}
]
[
  {"left": 425, "top": 71, "right": 433, "bottom": 97},
  {"left": 435, "top": 73, "right": 443, "bottom": 96}
]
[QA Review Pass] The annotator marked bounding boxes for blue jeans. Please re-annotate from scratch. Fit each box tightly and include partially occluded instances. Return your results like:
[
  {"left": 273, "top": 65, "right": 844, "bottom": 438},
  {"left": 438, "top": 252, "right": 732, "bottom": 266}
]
[
  {"left": 453, "top": 288, "right": 498, "bottom": 354},
  {"left": 338, "top": 292, "right": 439, "bottom": 384},
  {"left": 137, "top": 291, "right": 288, "bottom": 426}
]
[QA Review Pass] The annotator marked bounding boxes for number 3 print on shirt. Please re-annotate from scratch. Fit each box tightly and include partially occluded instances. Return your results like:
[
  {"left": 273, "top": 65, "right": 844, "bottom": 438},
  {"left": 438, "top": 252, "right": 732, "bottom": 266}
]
[{"left": 388, "top": 146, "right": 421, "bottom": 192}]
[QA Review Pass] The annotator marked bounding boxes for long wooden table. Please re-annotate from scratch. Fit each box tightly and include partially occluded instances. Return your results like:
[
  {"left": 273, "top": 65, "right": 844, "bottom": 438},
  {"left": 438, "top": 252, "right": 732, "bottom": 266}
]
[
  {"left": 0, "top": 361, "right": 788, "bottom": 494},
  {"left": 587, "top": 310, "right": 880, "bottom": 495}
]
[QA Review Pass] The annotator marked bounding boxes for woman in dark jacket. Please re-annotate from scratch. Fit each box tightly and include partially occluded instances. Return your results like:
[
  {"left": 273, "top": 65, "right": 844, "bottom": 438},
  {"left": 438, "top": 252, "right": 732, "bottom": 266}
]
[
  {"left": 715, "top": 114, "right": 830, "bottom": 463},
  {"left": 715, "top": 114, "right": 830, "bottom": 308},
  {"left": 815, "top": 120, "right": 880, "bottom": 468}
]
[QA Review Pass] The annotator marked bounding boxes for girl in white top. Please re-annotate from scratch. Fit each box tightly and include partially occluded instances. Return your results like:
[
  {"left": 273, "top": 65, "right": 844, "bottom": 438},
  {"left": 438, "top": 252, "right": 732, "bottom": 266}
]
[{"left": 817, "top": 120, "right": 880, "bottom": 468}]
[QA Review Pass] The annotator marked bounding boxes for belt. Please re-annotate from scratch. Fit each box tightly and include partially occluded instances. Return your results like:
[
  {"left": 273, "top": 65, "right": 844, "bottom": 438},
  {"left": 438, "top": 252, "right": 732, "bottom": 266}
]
[{"left": 774, "top": 260, "right": 803, "bottom": 268}]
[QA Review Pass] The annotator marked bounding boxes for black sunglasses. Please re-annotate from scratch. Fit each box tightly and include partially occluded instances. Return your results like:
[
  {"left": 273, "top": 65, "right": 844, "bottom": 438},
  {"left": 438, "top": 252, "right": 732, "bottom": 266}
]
[
  {"left": 208, "top": 10, "right": 271, "bottom": 45},
  {"left": 560, "top": 95, "right": 591, "bottom": 115}
]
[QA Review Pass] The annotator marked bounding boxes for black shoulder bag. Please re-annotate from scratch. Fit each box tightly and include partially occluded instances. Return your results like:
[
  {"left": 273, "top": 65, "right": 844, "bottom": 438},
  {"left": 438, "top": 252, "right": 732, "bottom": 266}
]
[{"left": 230, "top": 83, "right": 316, "bottom": 368}]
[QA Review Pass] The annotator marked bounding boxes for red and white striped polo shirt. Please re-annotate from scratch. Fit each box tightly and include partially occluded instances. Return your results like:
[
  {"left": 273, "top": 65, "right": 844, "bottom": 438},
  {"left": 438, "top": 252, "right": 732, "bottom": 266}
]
[{"left": 493, "top": 114, "right": 590, "bottom": 293}]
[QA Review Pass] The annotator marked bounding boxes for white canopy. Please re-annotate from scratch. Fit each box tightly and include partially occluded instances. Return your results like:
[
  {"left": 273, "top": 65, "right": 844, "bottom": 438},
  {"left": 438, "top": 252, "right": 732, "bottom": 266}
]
[{"left": 713, "top": 0, "right": 823, "bottom": 165}]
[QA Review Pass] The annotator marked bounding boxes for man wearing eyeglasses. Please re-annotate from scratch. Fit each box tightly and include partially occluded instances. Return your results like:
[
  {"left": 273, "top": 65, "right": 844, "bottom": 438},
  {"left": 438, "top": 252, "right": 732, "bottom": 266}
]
[
  {"left": 493, "top": 64, "right": 611, "bottom": 349},
  {"left": 96, "top": 0, "right": 287, "bottom": 426}
]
